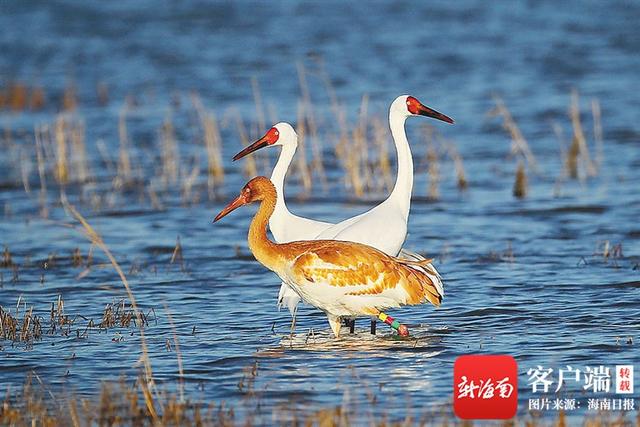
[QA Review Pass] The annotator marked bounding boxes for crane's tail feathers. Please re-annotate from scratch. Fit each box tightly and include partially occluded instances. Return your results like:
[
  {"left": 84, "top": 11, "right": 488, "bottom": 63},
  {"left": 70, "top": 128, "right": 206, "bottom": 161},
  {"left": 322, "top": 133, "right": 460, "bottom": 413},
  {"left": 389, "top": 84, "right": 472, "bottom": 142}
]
[
  {"left": 402, "top": 257, "right": 435, "bottom": 267},
  {"left": 398, "top": 248, "right": 427, "bottom": 262},
  {"left": 398, "top": 249, "right": 443, "bottom": 298},
  {"left": 397, "top": 257, "right": 445, "bottom": 306}
]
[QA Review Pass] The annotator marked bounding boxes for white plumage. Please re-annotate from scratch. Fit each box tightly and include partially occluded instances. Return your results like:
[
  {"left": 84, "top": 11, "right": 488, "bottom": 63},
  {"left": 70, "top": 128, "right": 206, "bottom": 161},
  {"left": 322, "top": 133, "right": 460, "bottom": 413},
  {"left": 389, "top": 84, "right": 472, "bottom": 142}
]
[{"left": 232, "top": 95, "right": 453, "bottom": 320}]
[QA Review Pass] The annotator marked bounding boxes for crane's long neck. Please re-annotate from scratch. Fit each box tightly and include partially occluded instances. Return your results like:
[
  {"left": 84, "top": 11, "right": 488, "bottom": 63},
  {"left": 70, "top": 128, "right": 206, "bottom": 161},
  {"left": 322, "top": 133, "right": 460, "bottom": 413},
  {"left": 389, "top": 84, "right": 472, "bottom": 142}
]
[
  {"left": 389, "top": 111, "right": 412, "bottom": 217},
  {"left": 248, "top": 193, "right": 281, "bottom": 271},
  {"left": 270, "top": 144, "right": 296, "bottom": 219}
]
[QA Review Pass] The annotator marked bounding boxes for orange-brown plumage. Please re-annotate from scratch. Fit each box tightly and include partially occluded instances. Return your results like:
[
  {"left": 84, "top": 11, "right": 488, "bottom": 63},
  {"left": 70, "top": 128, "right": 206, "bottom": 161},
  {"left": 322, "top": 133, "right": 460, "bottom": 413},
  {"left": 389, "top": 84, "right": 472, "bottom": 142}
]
[
  {"left": 214, "top": 177, "right": 444, "bottom": 337},
  {"left": 289, "top": 243, "right": 441, "bottom": 306}
]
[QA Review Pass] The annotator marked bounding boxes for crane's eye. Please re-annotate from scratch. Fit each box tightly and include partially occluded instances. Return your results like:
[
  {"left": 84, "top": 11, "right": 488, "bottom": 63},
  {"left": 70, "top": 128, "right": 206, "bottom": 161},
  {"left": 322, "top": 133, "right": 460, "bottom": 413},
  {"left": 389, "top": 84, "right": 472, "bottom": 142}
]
[{"left": 406, "top": 96, "right": 421, "bottom": 114}]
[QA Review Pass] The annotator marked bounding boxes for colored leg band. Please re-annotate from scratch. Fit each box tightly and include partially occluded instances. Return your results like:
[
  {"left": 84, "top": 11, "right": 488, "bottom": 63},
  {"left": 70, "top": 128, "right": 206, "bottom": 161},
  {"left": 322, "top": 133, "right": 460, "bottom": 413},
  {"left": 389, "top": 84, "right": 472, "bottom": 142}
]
[{"left": 377, "top": 312, "right": 410, "bottom": 336}]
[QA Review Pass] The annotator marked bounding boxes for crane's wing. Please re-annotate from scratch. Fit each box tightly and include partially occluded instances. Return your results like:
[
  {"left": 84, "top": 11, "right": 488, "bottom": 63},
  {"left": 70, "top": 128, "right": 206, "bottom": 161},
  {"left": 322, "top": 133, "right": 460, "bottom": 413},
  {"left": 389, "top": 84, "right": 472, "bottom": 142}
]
[{"left": 290, "top": 243, "right": 442, "bottom": 307}]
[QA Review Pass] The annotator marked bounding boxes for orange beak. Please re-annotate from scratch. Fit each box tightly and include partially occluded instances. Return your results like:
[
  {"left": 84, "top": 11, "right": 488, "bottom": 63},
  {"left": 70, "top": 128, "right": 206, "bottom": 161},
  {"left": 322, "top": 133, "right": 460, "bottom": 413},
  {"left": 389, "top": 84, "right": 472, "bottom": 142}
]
[
  {"left": 232, "top": 127, "right": 279, "bottom": 161},
  {"left": 416, "top": 102, "right": 454, "bottom": 124},
  {"left": 213, "top": 194, "right": 246, "bottom": 222}
]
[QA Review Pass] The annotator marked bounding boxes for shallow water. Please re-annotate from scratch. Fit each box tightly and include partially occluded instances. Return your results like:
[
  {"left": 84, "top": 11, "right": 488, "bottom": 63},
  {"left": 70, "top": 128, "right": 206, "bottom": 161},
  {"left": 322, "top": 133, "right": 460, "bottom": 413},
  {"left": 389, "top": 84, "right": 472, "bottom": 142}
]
[{"left": 1, "top": 0, "right": 639, "bottom": 423}]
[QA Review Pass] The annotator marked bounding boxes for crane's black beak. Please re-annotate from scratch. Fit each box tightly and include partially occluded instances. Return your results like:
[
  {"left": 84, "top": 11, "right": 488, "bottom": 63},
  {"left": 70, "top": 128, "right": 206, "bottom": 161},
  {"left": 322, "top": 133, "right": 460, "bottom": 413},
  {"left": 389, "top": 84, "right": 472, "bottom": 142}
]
[
  {"left": 416, "top": 103, "right": 454, "bottom": 124},
  {"left": 233, "top": 137, "right": 270, "bottom": 161}
]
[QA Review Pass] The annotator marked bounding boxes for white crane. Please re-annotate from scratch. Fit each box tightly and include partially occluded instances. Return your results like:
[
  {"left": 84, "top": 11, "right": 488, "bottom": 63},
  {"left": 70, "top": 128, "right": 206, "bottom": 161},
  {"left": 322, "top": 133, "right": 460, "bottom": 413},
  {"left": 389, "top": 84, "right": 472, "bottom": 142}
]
[{"left": 232, "top": 95, "right": 453, "bottom": 332}]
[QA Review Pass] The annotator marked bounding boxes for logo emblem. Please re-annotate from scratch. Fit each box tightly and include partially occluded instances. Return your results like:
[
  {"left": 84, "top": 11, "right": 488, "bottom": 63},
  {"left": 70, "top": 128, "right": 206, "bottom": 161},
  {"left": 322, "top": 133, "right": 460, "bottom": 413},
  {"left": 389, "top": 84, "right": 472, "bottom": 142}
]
[{"left": 454, "top": 355, "right": 518, "bottom": 419}]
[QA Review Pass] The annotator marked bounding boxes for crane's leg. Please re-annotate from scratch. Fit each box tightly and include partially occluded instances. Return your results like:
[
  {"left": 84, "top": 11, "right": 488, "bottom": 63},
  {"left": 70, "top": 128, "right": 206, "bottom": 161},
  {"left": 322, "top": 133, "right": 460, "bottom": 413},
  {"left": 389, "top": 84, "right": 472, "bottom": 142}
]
[
  {"left": 377, "top": 312, "right": 409, "bottom": 336},
  {"left": 289, "top": 315, "right": 296, "bottom": 335},
  {"left": 341, "top": 318, "right": 356, "bottom": 333},
  {"left": 289, "top": 306, "right": 297, "bottom": 334},
  {"left": 370, "top": 318, "right": 377, "bottom": 335},
  {"left": 327, "top": 315, "right": 341, "bottom": 338},
  {"left": 341, "top": 318, "right": 353, "bottom": 333}
]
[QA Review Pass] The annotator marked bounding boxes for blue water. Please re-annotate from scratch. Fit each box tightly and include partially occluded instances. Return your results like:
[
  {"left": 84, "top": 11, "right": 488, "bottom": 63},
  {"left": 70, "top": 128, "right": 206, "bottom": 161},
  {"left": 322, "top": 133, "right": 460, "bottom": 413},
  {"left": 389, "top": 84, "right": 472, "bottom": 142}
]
[{"left": 1, "top": 1, "right": 639, "bottom": 423}]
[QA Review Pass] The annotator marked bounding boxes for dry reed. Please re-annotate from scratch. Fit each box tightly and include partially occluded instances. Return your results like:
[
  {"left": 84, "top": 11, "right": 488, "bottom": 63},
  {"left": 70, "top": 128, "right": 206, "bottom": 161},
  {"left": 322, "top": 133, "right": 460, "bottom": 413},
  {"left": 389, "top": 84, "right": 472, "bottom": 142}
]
[
  {"left": 180, "top": 157, "right": 201, "bottom": 205},
  {"left": 513, "top": 160, "right": 528, "bottom": 198},
  {"left": 54, "top": 116, "right": 68, "bottom": 185},
  {"left": 234, "top": 112, "right": 258, "bottom": 178},
  {"left": 192, "top": 93, "right": 224, "bottom": 199},
  {"left": 203, "top": 112, "right": 225, "bottom": 198},
  {"left": 60, "top": 193, "right": 158, "bottom": 420},
  {"left": 1, "top": 374, "right": 637, "bottom": 426},
  {"left": 34, "top": 125, "right": 49, "bottom": 218},
  {"left": 164, "top": 304, "right": 185, "bottom": 403},
  {"left": 117, "top": 104, "right": 133, "bottom": 182},
  {"left": 251, "top": 77, "right": 271, "bottom": 175},
  {"left": 592, "top": 98, "right": 603, "bottom": 170},
  {"left": 356, "top": 94, "right": 373, "bottom": 191},
  {"left": 553, "top": 90, "right": 601, "bottom": 191},
  {"left": 97, "top": 82, "right": 109, "bottom": 106},
  {"left": 1, "top": 246, "right": 13, "bottom": 267},
  {"left": 340, "top": 95, "right": 372, "bottom": 198},
  {"left": 160, "top": 114, "right": 179, "bottom": 186},
  {"left": 170, "top": 236, "right": 185, "bottom": 270},
  {"left": 296, "top": 62, "right": 327, "bottom": 188},
  {"left": 567, "top": 89, "right": 597, "bottom": 179},
  {"left": 1, "top": 294, "right": 151, "bottom": 347},
  {"left": 490, "top": 96, "right": 538, "bottom": 171},
  {"left": 69, "top": 117, "right": 89, "bottom": 183},
  {"left": 4, "top": 76, "right": 474, "bottom": 207},
  {"left": 63, "top": 84, "right": 78, "bottom": 111},
  {"left": 99, "top": 299, "right": 152, "bottom": 329},
  {"left": 446, "top": 142, "right": 468, "bottom": 190},
  {"left": 294, "top": 100, "right": 313, "bottom": 195},
  {"left": 489, "top": 97, "right": 537, "bottom": 198},
  {"left": 0, "top": 305, "right": 43, "bottom": 344},
  {"left": 426, "top": 142, "right": 440, "bottom": 200},
  {"left": 595, "top": 240, "right": 623, "bottom": 262},
  {"left": 30, "top": 86, "right": 46, "bottom": 110},
  {"left": 9, "top": 82, "right": 27, "bottom": 111},
  {"left": 0, "top": 77, "right": 615, "bottom": 223}
]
